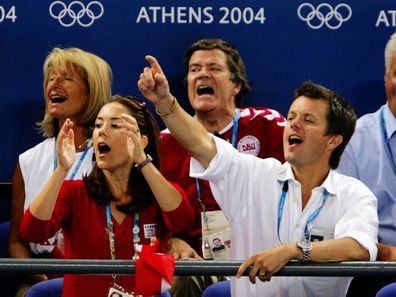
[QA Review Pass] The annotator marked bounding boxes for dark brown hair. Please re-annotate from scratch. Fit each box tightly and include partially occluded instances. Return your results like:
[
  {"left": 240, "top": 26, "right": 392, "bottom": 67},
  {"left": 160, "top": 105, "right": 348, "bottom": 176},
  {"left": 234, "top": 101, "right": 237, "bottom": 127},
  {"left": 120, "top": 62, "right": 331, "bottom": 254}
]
[{"left": 83, "top": 95, "right": 161, "bottom": 213}]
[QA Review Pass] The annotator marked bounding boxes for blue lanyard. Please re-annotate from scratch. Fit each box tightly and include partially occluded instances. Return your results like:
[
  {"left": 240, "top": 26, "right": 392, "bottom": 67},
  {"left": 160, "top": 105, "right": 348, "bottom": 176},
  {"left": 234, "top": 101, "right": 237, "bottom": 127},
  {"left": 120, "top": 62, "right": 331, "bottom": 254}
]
[
  {"left": 53, "top": 138, "right": 92, "bottom": 179},
  {"left": 277, "top": 181, "right": 330, "bottom": 241},
  {"left": 105, "top": 204, "right": 140, "bottom": 260},
  {"left": 231, "top": 109, "right": 240, "bottom": 148},
  {"left": 196, "top": 109, "right": 240, "bottom": 216},
  {"left": 380, "top": 108, "right": 396, "bottom": 175}
]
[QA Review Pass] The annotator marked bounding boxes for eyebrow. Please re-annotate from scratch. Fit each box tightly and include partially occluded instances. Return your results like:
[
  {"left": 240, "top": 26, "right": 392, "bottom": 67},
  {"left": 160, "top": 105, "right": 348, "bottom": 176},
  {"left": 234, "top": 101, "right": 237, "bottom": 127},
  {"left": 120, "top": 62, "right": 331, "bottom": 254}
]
[
  {"left": 287, "top": 111, "right": 316, "bottom": 118},
  {"left": 189, "top": 62, "right": 223, "bottom": 68},
  {"left": 96, "top": 116, "right": 122, "bottom": 121}
]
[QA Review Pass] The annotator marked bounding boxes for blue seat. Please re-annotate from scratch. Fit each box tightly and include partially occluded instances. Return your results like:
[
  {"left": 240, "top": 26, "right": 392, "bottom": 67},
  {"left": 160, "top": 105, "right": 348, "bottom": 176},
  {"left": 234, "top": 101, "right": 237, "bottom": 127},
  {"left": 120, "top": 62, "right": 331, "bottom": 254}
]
[
  {"left": 0, "top": 221, "right": 10, "bottom": 257},
  {"left": 376, "top": 282, "right": 396, "bottom": 297},
  {"left": 25, "top": 278, "right": 63, "bottom": 297},
  {"left": 202, "top": 280, "right": 231, "bottom": 297}
]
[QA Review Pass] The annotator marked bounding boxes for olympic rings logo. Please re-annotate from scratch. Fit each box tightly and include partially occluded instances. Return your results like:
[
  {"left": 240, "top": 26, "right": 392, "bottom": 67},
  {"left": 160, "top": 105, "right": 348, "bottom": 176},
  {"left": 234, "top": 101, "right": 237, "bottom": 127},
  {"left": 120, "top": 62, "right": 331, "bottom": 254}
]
[
  {"left": 49, "top": 1, "right": 104, "bottom": 27},
  {"left": 297, "top": 3, "right": 352, "bottom": 30}
]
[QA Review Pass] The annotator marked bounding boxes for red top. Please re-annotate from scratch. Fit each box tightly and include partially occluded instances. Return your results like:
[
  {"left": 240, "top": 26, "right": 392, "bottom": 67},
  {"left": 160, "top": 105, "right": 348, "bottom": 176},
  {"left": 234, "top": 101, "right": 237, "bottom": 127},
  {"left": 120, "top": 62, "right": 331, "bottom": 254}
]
[
  {"left": 160, "top": 107, "right": 286, "bottom": 255},
  {"left": 20, "top": 180, "right": 194, "bottom": 297}
]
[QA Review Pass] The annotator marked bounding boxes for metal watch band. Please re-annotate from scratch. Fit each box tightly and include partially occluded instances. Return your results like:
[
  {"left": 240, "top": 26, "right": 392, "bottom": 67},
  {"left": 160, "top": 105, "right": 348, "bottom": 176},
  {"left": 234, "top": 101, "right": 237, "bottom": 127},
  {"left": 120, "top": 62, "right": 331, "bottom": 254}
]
[{"left": 297, "top": 239, "right": 312, "bottom": 263}]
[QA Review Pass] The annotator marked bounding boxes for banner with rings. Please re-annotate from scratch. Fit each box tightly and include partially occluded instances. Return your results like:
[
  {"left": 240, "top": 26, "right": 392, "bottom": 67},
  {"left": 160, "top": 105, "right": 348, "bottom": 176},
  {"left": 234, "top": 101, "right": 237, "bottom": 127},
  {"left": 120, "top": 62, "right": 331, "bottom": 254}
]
[{"left": 0, "top": 0, "right": 395, "bottom": 181}]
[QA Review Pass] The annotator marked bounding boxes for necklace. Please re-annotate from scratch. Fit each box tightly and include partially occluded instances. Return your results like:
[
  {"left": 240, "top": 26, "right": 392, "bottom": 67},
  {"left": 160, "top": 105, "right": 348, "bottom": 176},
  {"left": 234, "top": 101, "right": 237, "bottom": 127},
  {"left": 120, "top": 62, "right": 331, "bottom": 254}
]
[{"left": 76, "top": 138, "right": 90, "bottom": 152}]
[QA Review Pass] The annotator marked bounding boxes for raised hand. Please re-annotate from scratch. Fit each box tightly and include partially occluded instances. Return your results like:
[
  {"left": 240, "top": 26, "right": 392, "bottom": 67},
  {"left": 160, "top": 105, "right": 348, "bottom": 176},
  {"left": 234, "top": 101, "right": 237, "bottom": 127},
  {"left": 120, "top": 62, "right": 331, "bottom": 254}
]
[
  {"left": 56, "top": 118, "right": 76, "bottom": 172},
  {"left": 138, "top": 55, "right": 174, "bottom": 110},
  {"left": 119, "top": 113, "right": 147, "bottom": 164}
]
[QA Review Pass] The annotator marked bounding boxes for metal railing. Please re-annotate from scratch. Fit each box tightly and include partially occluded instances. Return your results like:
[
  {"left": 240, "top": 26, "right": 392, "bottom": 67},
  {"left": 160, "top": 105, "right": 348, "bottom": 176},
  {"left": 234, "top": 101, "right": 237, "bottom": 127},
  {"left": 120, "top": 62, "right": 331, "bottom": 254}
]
[{"left": 1, "top": 259, "right": 396, "bottom": 277}]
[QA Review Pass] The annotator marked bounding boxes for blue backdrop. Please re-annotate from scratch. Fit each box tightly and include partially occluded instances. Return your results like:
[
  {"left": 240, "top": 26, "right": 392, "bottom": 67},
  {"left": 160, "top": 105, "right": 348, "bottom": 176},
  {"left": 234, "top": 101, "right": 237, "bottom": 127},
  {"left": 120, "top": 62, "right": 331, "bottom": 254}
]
[{"left": 1, "top": 0, "right": 395, "bottom": 181}]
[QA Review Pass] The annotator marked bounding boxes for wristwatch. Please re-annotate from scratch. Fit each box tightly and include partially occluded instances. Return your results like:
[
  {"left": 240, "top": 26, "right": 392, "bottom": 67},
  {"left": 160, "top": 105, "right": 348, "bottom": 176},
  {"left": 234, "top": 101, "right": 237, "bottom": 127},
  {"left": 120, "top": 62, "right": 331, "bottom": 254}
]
[
  {"left": 296, "top": 239, "right": 312, "bottom": 262},
  {"left": 135, "top": 154, "right": 153, "bottom": 170}
]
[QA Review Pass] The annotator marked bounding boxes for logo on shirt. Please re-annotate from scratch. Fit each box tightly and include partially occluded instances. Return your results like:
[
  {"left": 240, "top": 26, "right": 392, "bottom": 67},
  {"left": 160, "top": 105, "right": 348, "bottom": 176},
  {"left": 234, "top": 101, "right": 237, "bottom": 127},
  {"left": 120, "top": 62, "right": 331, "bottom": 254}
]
[
  {"left": 237, "top": 135, "right": 260, "bottom": 156},
  {"left": 143, "top": 223, "right": 157, "bottom": 238}
]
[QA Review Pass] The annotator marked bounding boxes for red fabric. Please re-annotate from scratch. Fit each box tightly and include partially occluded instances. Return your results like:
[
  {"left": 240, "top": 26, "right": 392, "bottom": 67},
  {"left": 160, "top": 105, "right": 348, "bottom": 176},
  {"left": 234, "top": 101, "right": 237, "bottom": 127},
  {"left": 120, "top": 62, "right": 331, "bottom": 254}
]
[
  {"left": 160, "top": 106, "right": 285, "bottom": 255},
  {"left": 19, "top": 180, "right": 193, "bottom": 297},
  {"left": 135, "top": 251, "right": 175, "bottom": 296}
]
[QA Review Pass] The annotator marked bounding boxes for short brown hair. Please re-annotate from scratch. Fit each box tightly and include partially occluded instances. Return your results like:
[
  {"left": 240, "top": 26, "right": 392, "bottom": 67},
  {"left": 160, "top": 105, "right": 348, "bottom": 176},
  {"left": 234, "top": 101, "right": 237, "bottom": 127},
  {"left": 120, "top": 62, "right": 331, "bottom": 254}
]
[{"left": 294, "top": 81, "right": 356, "bottom": 169}]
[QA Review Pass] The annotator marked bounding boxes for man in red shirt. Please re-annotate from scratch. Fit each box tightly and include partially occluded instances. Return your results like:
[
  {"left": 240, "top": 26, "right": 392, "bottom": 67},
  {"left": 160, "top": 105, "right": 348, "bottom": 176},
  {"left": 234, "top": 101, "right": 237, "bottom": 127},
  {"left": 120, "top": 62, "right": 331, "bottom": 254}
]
[{"left": 161, "top": 39, "right": 286, "bottom": 296}]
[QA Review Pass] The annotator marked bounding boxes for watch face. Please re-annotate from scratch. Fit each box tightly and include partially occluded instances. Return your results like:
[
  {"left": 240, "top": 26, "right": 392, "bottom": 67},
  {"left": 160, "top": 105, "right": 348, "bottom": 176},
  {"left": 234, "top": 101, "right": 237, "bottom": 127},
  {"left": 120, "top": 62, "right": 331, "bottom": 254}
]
[{"left": 298, "top": 240, "right": 311, "bottom": 249}]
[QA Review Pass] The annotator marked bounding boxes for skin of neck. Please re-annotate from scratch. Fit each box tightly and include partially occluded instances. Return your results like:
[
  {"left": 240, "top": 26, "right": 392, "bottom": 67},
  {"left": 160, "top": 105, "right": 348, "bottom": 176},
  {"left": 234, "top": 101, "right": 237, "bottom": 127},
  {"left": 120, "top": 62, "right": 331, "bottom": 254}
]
[
  {"left": 292, "top": 164, "right": 330, "bottom": 208},
  {"left": 388, "top": 98, "right": 396, "bottom": 117},
  {"left": 59, "top": 119, "right": 88, "bottom": 151},
  {"left": 103, "top": 167, "right": 132, "bottom": 203},
  {"left": 195, "top": 107, "right": 236, "bottom": 134}
]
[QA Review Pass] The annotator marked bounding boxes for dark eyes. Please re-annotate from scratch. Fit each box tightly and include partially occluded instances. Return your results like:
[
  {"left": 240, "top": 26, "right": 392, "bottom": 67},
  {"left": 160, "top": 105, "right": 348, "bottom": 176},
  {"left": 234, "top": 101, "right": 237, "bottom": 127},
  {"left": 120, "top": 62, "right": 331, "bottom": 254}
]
[
  {"left": 189, "top": 66, "right": 222, "bottom": 73},
  {"left": 190, "top": 67, "right": 199, "bottom": 73},
  {"left": 94, "top": 122, "right": 120, "bottom": 129}
]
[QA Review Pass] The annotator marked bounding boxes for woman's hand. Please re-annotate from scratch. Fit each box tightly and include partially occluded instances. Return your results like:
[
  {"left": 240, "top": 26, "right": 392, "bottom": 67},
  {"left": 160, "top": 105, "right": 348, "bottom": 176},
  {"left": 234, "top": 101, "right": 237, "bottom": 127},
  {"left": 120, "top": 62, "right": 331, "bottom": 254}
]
[
  {"left": 119, "top": 113, "right": 147, "bottom": 164},
  {"left": 56, "top": 118, "right": 76, "bottom": 172}
]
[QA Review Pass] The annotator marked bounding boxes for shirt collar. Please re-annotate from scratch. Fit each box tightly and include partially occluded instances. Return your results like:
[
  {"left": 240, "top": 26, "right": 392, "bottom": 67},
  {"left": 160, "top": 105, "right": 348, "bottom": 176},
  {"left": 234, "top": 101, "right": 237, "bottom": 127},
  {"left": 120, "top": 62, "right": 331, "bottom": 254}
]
[
  {"left": 276, "top": 163, "right": 336, "bottom": 195},
  {"left": 384, "top": 103, "right": 396, "bottom": 139}
]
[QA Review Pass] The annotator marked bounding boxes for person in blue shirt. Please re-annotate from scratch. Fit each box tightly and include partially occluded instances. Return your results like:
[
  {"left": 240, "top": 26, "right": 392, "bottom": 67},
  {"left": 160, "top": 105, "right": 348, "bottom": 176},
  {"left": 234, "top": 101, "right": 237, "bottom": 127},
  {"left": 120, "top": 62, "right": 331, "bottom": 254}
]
[{"left": 338, "top": 32, "right": 396, "bottom": 297}]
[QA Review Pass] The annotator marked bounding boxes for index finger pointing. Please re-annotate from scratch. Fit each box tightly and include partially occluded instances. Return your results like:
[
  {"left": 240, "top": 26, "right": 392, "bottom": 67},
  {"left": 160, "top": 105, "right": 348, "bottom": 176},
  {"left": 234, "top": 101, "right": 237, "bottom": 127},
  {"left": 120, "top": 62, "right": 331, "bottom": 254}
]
[{"left": 145, "top": 55, "right": 163, "bottom": 75}]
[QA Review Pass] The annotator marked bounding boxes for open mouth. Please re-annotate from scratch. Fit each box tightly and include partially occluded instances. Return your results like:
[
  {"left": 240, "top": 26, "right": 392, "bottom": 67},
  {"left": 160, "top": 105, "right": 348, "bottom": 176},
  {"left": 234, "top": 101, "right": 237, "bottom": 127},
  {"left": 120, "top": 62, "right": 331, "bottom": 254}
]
[
  {"left": 98, "top": 143, "right": 111, "bottom": 154},
  {"left": 197, "top": 86, "right": 214, "bottom": 96},
  {"left": 50, "top": 96, "right": 67, "bottom": 104},
  {"left": 288, "top": 135, "right": 303, "bottom": 145}
]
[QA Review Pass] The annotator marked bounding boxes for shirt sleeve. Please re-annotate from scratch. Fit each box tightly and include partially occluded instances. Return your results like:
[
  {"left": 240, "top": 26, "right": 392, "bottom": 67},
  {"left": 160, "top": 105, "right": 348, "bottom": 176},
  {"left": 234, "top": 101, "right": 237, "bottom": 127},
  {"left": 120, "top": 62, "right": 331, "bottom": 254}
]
[
  {"left": 337, "top": 142, "right": 359, "bottom": 178},
  {"left": 19, "top": 182, "right": 74, "bottom": 243},
  {"left": 161, "top": 181, "right": 194, "bottom": 233},
  {"left": 334, "top": 176, "right": 378, "bottom": 261},
  {"left": 189, "top": 136, "right": 239, "bottom": 217},
  {"left": 190, "top": 135, "right": 278, "bottom": 222}
]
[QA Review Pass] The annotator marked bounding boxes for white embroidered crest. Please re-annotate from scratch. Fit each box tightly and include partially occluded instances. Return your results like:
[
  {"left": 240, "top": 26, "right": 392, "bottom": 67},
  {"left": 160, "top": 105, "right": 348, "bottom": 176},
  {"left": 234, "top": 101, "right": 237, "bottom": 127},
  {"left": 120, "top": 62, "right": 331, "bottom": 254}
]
[{"left": 237, "top": 135, "right": 260, "bottom": 156}]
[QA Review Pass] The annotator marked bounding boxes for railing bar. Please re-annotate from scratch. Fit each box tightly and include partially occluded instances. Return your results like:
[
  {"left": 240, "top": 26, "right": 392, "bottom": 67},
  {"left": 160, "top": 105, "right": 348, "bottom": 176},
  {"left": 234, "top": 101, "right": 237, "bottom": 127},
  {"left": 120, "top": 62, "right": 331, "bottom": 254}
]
[{"left": 1, "top": 259, "right": 396, "bottom": 277}]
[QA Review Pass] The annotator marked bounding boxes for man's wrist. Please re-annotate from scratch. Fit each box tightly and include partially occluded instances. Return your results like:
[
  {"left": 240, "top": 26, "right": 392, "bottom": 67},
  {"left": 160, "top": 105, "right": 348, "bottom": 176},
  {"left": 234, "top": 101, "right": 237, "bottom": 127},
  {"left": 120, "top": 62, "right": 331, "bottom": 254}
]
[
  {"left": 296, "top": 239, "right": 312, "bottom": 262},
  {"left": 155, "top": 96, "right": 178, "bottom": 117}
]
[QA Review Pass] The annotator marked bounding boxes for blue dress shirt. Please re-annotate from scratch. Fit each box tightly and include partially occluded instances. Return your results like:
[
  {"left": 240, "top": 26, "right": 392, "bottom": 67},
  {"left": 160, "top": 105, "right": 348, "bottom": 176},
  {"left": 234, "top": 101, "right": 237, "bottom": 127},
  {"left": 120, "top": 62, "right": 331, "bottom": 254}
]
[{"left": 338, "top": 103, "right": 396, "bottom": 246}]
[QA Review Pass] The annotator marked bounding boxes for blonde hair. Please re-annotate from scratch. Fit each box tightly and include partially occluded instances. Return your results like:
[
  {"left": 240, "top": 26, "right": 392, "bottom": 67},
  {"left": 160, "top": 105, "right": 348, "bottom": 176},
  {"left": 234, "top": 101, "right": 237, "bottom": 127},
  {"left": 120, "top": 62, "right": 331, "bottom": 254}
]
[
  {"left": 385, "top": 32, "right": 396, "bottom": 73},
  {"left": 38, "top": 47, "right": 112, "bottom": 137}
]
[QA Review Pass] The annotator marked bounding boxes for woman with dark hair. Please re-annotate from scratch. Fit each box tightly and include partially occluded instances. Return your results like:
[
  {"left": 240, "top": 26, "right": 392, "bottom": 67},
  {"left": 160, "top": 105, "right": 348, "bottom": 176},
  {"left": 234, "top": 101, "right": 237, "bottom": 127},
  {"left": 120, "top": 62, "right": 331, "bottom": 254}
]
[{"left": 19, "top": 95, "right": 194, "bottom": 297}]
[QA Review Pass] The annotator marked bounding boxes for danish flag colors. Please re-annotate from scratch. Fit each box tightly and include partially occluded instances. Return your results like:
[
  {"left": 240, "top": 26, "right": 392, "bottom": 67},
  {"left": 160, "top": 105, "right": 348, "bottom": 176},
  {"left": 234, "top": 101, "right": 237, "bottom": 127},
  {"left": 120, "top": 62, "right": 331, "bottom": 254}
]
[{"left": 134, "top": 239, "right": 175, "bottom": 296}]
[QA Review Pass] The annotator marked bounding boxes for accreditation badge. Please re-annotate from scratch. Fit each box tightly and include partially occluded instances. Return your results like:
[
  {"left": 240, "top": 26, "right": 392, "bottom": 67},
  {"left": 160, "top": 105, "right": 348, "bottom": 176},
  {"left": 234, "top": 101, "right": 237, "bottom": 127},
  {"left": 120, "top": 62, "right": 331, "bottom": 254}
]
[
  {"left": 107, "top": 283, "right": 139, "bottom": 297},
  {"left": 201, "top": 210, "right": 231, "bottom": 260}
]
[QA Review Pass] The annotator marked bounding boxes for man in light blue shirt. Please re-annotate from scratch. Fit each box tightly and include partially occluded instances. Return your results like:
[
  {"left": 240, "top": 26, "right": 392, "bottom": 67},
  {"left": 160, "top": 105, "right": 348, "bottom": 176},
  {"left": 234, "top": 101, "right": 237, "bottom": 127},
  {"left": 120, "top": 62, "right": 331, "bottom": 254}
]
[{"left": 338, "top": 32, "right": 396, "bottom": 297}]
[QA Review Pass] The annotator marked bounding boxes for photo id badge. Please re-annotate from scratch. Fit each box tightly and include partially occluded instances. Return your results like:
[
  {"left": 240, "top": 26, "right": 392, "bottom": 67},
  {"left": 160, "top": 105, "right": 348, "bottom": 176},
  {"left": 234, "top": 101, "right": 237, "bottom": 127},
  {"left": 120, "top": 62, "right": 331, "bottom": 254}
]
[
  {"left": 208, "top": 229, "right": 231, "bottom": 260},
  {"left": 201, "top": 210, "right": 231, "bottom": 260}
]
